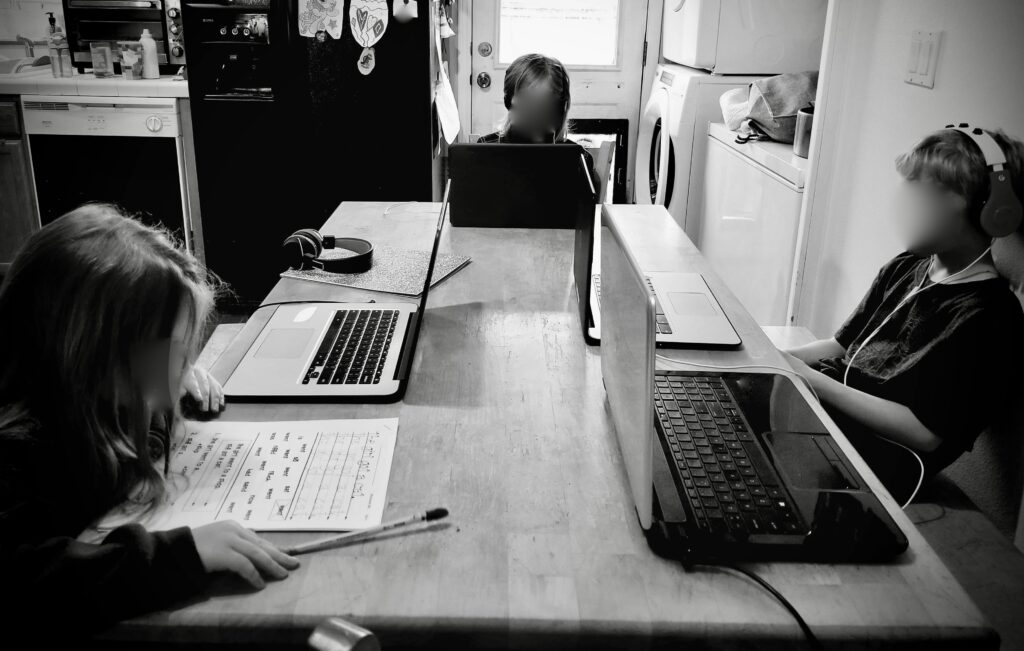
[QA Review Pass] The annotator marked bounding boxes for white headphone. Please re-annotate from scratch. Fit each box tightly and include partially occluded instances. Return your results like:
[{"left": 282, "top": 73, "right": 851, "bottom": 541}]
[{"left": 842, "top": 246, "right": 993, "bottom": 508}]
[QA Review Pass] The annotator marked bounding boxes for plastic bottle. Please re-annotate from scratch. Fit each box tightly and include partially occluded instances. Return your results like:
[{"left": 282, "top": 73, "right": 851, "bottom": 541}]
[
  {"left": 48, "top": 27, "right": 73, "bottom": 78},
  {"left": 139, "top": 28, "right": 159, "bottom": 79}
]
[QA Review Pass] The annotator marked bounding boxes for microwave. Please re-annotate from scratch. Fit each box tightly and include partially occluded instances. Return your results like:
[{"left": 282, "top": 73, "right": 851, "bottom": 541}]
[
  {"left": 662, "top": 0, "right": 827, "bottom": 74},
  {"left": 62, "top": 0, "right": 186, "bottom": 74}
]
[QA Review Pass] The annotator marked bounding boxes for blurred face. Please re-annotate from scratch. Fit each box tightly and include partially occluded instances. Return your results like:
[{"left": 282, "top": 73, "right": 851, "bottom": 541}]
[
  {"left": 507, "top": 81, "right": 564, "bottom": 144},
  {"left": 893, "top": 179, "right": 974, "bottom": 255},
  {"left": 131, "top": 301, "right": 191, "bottom": 410},
  {"left": 166, "top": 306, "right": 191, "bottom": 405}
]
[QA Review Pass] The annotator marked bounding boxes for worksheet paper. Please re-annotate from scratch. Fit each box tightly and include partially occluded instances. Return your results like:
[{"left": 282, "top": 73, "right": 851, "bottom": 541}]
[{"left": 101, "top": 419, "right": 398, "bottom": 533}]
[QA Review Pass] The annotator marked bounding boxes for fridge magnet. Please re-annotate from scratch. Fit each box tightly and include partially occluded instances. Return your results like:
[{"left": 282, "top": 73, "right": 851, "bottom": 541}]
[
  {"left": 350, "top": 0, "right": 389, "bottom": 75},
  {"left": 393, "top": 0, "right": 417, "bottom": 23},
  {"left": 298, "top": 0, "right": 342, "bottom": 39}
]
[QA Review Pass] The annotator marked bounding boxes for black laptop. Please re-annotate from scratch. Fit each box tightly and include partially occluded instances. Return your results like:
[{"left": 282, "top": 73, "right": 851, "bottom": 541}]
[
  {"left": 448, "top": 143, "right": 596, "bottom": 228},
  {"left": 600, "top": 210, "right": 908, "bottom": 562}
]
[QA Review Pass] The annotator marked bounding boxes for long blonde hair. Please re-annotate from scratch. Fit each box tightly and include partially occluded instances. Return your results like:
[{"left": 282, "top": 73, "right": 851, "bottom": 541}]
[{"left": 0, "top": 204, "right": 215, "bottom": 516}]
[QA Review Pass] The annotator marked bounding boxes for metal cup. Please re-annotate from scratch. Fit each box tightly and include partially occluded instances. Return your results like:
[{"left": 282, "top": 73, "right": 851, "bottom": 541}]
[{"left": 793, "top": 105, "right": 814, "bottom": 159}]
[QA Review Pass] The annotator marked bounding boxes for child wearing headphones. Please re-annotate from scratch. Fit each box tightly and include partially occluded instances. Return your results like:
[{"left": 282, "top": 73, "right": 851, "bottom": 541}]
[
  {"left": 782, "top": 126, "right": 1024, "bottom": 505},
  {"left": 0, "top": 205, "right": 298, "bottom": 636}
]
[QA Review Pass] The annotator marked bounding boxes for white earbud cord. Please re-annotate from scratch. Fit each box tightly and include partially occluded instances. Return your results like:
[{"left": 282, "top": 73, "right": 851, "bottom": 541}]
[{"left": 843, "top": 245, "right": 993, "bottom": 508}]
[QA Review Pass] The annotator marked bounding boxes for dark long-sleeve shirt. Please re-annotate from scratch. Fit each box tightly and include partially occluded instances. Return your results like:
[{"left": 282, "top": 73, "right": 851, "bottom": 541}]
[{"left": 0, "top": 426, "right": 210, "bottom": 638}]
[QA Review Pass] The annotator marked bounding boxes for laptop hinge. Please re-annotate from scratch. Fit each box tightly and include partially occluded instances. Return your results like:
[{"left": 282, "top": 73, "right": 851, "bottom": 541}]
[
  {"left": 653, "top": 434, "right": 689, "bottom": 524},
  {"left": 394, "top": 311, "right": 420, "bottom": 381}
]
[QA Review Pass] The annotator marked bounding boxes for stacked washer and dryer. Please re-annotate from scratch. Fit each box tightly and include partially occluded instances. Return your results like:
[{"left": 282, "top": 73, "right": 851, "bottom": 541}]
[{"left": 636, "top": 0, "right": 827, "bottom": 325}]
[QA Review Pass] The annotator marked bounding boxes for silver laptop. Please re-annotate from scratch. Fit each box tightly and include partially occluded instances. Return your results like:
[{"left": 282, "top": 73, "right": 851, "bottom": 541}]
[
  {"left": 223, "top": 182, "right": 450, "bottom": 402},
  {"left": 573, "top": 205, "right": 741, "bottom": 348}
]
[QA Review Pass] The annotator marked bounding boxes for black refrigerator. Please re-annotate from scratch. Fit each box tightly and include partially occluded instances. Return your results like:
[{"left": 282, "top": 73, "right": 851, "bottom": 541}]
[{"left": 183, "top": 0, "right": 439, "bottom": 304}]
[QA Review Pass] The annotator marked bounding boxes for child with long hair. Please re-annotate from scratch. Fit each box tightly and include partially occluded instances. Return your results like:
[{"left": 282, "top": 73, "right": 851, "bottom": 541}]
[
  {"left": 478, "top": 53, "right": 573, "bottom": 144},
  {"left": 0, "top": 204, "right": 299, "bottom": 635}
]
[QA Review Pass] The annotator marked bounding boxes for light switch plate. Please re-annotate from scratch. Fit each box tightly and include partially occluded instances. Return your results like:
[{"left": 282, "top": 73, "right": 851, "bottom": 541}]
[{"left": 906, "top": 29, "right": 941, "bottom": 89}]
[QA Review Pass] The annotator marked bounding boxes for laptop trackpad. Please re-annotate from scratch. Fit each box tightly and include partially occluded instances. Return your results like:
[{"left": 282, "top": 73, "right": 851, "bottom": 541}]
[
  {"left": 765, "top": 432, "right": 857, "bottom": 491},
  {"left": 255, "top": 328, "right": 314, "bottom": 359},
  {"left": 667, "top": 292, "right": 718, "bottom": 316}
]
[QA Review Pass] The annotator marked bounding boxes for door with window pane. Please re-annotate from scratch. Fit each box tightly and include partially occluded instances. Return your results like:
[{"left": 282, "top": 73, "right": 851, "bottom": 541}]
[{"left": 470, "top": 0, "right": 652, "bottom": 197}]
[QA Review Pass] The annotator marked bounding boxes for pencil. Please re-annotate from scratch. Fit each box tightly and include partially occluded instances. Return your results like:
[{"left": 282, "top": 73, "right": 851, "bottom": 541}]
[{"left": 284, "top": 507, "right": 449, "bottom": 556}]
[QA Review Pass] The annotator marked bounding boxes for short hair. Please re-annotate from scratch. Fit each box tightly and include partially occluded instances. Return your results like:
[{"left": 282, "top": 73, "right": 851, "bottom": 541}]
[{"left": 895, "top": 127, "right": 1024, "bottom": 228}]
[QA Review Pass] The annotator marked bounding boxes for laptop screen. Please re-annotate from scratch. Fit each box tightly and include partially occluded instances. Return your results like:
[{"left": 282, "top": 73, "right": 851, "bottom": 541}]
[
  {"left": 417, "top": 179, "right": 450, "bottom": 313},
  {"left": 599, "top": 212, "right": 657, "bottom": 530}
]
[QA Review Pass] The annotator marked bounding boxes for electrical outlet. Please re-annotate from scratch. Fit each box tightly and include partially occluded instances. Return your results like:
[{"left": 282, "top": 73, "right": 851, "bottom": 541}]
[{"left": 905, "top": 29, "right": 941, "bottom": 89}]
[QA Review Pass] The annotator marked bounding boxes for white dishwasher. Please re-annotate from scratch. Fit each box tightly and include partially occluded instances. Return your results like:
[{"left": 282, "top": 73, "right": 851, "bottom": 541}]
[
  {"left": 22, "top": 95, "right": 199, "bottom": 256},
  {"left": 697, "top": 122, "right": 807, "bottom": 326}
]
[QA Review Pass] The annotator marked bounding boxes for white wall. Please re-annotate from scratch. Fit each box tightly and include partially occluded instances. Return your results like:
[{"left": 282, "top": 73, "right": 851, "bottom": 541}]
[
  {"left": 796, "top": 0, "right": 1024, "bottom": 538},
  {"left": 796, "top": 0, "right": 1024, "bottom": 337}
]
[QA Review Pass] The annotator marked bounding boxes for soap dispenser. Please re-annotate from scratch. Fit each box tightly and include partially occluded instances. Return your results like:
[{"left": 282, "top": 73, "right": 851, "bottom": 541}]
[{"left": 47, "top": 14, "right": 73, "bottom": 78}]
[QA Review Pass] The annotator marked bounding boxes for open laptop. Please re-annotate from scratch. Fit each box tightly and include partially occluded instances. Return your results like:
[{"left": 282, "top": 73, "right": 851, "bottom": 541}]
[
  {"left": 222, "top": 182, "right": 451, "bottom": 402},
  {"left": 449, "top": 143, "right": 596, "bottom": 229},
  {"left": 573, "top": 204, "right": 741, "bottom": 348},
  {"left": 600, "top": 213, "right": 908, "bottom": 561}
]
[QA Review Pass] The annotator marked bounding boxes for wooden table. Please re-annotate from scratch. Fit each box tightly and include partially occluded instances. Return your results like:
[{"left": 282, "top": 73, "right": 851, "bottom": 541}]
[{"left": 103, "top": 202, "right": 996, "bottom": 649}]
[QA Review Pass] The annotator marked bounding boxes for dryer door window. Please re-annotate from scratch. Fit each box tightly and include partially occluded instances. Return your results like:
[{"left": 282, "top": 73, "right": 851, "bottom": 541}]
[{"left": 649, "top": 118, "right": 675, "bottom": 206}]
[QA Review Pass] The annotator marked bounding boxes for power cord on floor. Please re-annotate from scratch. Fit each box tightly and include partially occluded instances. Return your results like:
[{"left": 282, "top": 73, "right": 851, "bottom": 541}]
[{"left": 691, "top": 561, "right": 824, "bottom": 651}]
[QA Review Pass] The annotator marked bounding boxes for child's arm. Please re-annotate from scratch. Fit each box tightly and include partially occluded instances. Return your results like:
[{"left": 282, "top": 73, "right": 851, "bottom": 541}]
[
  {"left": 781, "top": 352, "right": 942, "bottom": 453},
  {"left": 785, "top": 338, "right": 846, "bottom": 365}
]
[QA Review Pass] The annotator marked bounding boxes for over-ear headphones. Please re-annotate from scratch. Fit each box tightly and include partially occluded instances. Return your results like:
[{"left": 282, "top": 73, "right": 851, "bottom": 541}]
[
  {"left": 945, "top": 123, "right": 1023, "bottom": 237},
  {"left": 282, "top": 229, "right": 374, "bottom": 273}
]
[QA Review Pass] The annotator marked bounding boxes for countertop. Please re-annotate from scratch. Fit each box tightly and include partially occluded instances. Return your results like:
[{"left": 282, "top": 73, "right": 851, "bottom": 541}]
[
  {"left": 98, "top": 201, "right": 995, "bottom": 649},
  {"left": 0, "top": 69, "right": 188, "bottom": 98}
]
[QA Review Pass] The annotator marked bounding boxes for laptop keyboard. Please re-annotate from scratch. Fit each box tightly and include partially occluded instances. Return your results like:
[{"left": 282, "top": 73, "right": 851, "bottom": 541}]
[
  {"left": 655, "top": 373, "right": 804, "bottom": 537},
  {"left": 593, "top": 274, "right": 674, "bottom": 334},
  {"left": 302, "top": 309, "right": 398, "bottom": 386}
]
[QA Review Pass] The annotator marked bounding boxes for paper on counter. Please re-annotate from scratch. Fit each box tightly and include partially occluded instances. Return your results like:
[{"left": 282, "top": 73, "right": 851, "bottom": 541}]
[{"left": 93, "top": 419, "right": 398, "bottom": 533}]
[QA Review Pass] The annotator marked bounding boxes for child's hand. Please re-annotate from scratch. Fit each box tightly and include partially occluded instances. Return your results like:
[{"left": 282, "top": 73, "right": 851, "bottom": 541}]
[
  {"left": 181, "top": 365, "right": 225, "bottom": 413},
  {"left": 192, "top": 521, "right": 300, "bottom": 589}
]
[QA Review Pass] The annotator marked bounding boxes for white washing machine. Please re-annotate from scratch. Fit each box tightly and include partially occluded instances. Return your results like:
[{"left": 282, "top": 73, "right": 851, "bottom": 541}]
[
  {"left": 698, "top": 122, "right": 808, "bottom": 326},
  {"left": 634, "top": 64, "right": 761, "bottom": 242}
]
